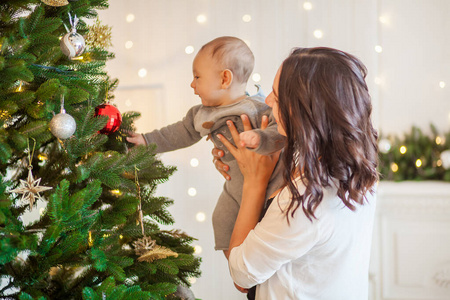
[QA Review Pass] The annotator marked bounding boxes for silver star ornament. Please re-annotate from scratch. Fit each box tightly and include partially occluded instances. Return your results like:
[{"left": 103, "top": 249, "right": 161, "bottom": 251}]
[{"left": 9, "top": 168, "right": 52, "bottom": 210}]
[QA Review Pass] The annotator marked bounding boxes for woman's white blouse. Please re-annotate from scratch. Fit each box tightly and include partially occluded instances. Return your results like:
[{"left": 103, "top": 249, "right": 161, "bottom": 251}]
[{"left": 228, "top": 179, "right": 376, "bottom": 300}]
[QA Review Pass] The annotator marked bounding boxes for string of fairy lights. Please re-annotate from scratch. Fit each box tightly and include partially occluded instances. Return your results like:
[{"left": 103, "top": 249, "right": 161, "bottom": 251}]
[{"left": 110, "top": 2, "right": 450, "bottom": 287}]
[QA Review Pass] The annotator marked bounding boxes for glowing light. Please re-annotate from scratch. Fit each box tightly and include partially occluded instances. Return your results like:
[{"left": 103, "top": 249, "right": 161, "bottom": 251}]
[
  {"left": 303, "top": 2, "right": 313, "bottom": 10},
  {"left": 196, "top": 212, "right": 206, "bottom": 222},
  {"left": 119, "top": 235, "right": 123, "bottom": 239},
  {"left": 0, "top": 110, "right": 9, "bottom": 119},
  {"left": 111, "top": 189, "right": 122, "bottom": 196},
  {"left": 16, "top": 81, "right": 23, "bottom": 92},
  {"left": 415, "top": 159, "right": 422, "bottom": 168},
  {"left": 439, "top": 81, "right": 446, "bottom": 88},
  {"left": 196, "top": 14, "right": 207, "bottom": 23},
  {"left": 185, "top": 45, "right": 195, "bottom": 54},
  {"left": 194, "top": 245, "right": 203, "bottom": 254},
  {"left": 437, "top": 159, "right": 443, "bottom": 167},
  {"left": 378, "top": 139, "right": 391, "bottom": 153},
  {"left": 399, "top": 146, "right": 407, "bottom": 154},
  {"left": 375, "top": 45, "right": 383, "bottom": 53},
  {"left": 436, "top": 136, "right": 442, "bottom": 145},
  {"left": 39, "top": 207, "right": 45, "bottom": 216},
  {"left": 391, "top": 163, "right": 399, "bottom": 172},
  {"left": 125, "top": 41, "right": 133, "bottom": 49},
  {"left": 242, "top": 14, "right": 252, "bottom": 22},
  {"left": 188, "top": 277, "right": 197, "bottom": 284},
  {"left": 188, "top": 187, "right": 197, "bottom": 197},
  {"left": 125, "top": 99, "right": 132, "bottom": 107},
  {"left": 313, "top": 30, "right": 323, "bottom": 39},
  {"left": 252, "top": 73, "right": 261, "bottom": 82},
  {"left": 38, "top": 153, "right": 48, "bottom": 161},
  {"left": 126, "top": 13, "right": 135, "bottom": 23},
  {"left": 138, "top": 68, "right": 147, "bottom": 78},
  {"left": 190, "top": 158, "right": 199, "bottom": 167},
  {"left": 374, "top": 77, "right": 382, "bottom": 85},
  {"left": 71, "top": 56, "right": 84, "bottom": 61},
  {"left": 379, "top": 16, "right": 388, "bottom": 24},
  {"left": 89, "top": 231, "right": 93, "bottom": 247}
]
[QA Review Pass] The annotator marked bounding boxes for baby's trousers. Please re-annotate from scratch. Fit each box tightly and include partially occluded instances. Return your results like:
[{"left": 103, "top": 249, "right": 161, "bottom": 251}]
[{"left": 212, "top": 160, "right": 284, "bottom": 250}]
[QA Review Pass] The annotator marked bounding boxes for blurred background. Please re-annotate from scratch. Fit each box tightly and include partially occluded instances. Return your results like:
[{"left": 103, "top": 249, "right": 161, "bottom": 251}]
[{"left": 94, "top": 0, "right": 450, "bottom": 299}]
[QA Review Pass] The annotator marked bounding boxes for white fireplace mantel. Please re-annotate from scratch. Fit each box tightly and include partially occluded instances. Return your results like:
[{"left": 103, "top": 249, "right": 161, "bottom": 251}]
[{"left": 370, "top": 181, "right": 450, "bottom": 300}]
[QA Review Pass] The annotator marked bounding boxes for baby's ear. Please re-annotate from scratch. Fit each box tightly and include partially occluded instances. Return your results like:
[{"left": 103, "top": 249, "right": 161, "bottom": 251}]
[{"left": 221, "top": 69, "right": 233, "bottom": 88}]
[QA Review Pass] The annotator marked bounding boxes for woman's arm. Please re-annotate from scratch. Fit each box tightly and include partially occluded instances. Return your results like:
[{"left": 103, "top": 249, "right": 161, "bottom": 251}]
[{"left": 216, "top": 114, "right": 280, "bottom": 259}]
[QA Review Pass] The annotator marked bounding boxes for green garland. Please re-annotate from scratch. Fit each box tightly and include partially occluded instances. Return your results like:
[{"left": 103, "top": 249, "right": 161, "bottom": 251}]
[{"left": 378, "top": 125, "right": 450, "bottom": 181}]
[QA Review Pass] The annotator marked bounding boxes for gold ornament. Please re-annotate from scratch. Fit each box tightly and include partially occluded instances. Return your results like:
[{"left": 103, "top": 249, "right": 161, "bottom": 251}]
[
  {"left": 132, "top": 236, "right": 156, "bottom": 256},
  {"left": 137, "top": 245, "right": 178, "bottom": 263},
  {"left": 85, "top": 18, "right": 112, "bottom": 49},
  {"left": 41, "top": 0, "right": 69, "bottom": 6},
  {"left": 9, "top": 167, "right": 52, "bottom": 210}
]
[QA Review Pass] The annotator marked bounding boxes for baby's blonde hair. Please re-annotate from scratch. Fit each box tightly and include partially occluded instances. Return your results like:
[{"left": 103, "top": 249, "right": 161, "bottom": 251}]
[{"left": 200, "top": 36, "right": 254, "bottom": 85}]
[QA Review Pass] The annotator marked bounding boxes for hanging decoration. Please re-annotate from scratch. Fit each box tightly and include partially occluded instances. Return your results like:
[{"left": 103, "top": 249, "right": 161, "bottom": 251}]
[
  {"left": 136, "top": 245, "right": 179, "bottom": 263},
  {"left": 131, "top": 166, "right": 179, "bottom": 262},
  {"left": 85, "top": 18, "right": 113, "bottom": 49},
  {"left": 9, "top": 139, "right": 52, "bottom": 210},
  {"left": 60, "top": 13, "right": 86, "bottom": 59},
  {"left": 441, "top": 150, "right": 450, "bottom": 169},
  {"left": 132, "top": 236, "right": 156, "bottom": 256},
  {"left": 41, "top": 0, "right": 69, "bottom": 6},
  {"left": 94, "top": 104, "right": 122, "bottom": 134},
  {"left": 49, "top": 95, "right": 76, "bottom": 139}
]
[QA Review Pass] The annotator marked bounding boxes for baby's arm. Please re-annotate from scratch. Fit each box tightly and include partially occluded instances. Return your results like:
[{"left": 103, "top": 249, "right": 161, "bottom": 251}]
[{"left": 126, "top": 105, "right": 202, "bottom": 153}]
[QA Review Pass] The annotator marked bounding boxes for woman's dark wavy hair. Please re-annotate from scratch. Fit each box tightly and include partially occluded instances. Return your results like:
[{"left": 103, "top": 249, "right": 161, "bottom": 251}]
[{"left": 277, "top": 47, "right": 379, "bottom": 221}]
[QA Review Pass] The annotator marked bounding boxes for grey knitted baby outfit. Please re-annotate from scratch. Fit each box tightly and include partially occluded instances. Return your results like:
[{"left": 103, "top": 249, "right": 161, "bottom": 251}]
[{"left": 143, "top": 96, "right": 285, "bottom": 250}]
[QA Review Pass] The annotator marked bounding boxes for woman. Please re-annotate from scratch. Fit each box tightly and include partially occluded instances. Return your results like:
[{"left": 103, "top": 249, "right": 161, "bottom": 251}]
[{"left": 215, "top": 47, "right": 379, "bottom": 299}]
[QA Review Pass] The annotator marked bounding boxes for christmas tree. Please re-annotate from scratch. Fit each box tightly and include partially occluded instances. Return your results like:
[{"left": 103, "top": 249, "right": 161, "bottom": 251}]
[{"left": 0, "top": 1, "right": 200, "bottom": 299}]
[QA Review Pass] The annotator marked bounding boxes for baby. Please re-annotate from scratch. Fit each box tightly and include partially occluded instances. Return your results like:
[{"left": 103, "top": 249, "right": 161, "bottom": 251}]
[{"left": 127, "top": 36, "right": 285, "bottom": 252}]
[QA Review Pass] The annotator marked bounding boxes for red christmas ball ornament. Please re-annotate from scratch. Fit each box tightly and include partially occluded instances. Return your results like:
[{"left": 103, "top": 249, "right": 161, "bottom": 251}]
[{"left": 94, "top": 104, "right": 122, "bottom": 134}]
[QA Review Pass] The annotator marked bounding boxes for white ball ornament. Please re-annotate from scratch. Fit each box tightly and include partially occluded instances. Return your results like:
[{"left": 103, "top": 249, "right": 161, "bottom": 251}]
[
  {"left": 440, "top": 150, "right": 450, "bottom": 169},
  {"left": 60, "top": 32, "right": 85, "bottom": 59},
  {"left": 60, "top": 13, "right": 85, "bottom": 59},
  {"left": 49, "top": 95, "right": 76, "bottom": 139},
  {"left": 50, "top": 112, "right": 76, "bottom": 139},
  {"left": 378, "top": 138, "right": 392, "bottom": 154}
]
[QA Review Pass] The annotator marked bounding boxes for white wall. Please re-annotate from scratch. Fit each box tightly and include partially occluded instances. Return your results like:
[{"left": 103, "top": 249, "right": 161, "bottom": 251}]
[{"left": 97, "top": 1, "right": 450, "bottom": 299}]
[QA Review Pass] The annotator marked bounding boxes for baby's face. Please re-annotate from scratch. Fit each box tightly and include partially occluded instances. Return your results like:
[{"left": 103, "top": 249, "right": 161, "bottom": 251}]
[{"left": 190, "top": 49, "right": 224, "bottom": 106}]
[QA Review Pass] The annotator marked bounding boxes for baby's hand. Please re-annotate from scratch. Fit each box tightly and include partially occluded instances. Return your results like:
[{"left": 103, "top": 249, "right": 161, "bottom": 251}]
[
  {"left": 239, "top": 131, "right": 260, "bottom": 149},
  {"left": 126, "top": 132, "right": 146, "bottom": 145}
]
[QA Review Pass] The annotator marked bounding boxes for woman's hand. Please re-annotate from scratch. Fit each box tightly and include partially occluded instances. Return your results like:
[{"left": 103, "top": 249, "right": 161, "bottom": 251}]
[
  {"left": 212, "top": 148, "right": 231, "bottom": 181},
  {"left": 212, "top": 115, "right": 270, "bottom": 181},
  {"left": 217, "top": 114, "right": 279, "bottom": 186}
]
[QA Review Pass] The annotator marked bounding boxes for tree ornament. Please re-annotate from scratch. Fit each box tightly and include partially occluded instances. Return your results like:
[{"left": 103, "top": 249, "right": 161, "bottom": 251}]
[
  {"left": 9, "top": 140, "right": 52, "bottom": 210},
  {"left": 41, "top": 0, "right": 69, "bottom": 6},
  {"left": 378, "top": 138, "right": 391, "bottom": 154},
  {"left": 95, "top": 104, "right": 122, "bottom": 134},
  {"left": 132, "top": 236, "right": 156, "bottom": 256},
  {"left": 440, "top": 150, "right": 450, "bottom": 169},
  {"left": 85, "top": 18, "right": 113, "bottom": 49},
  {"left": 137, "top": 245, "right": 178, "bottom": 263},
  {"left": 60, "top": 13, "right": 85, "bottom": 59},
  {"left": 10, "top": 167, "right": 52, "bottom": 210},
  {"left": 50, "top": 96, "right": 76, "bottom": 139}
]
